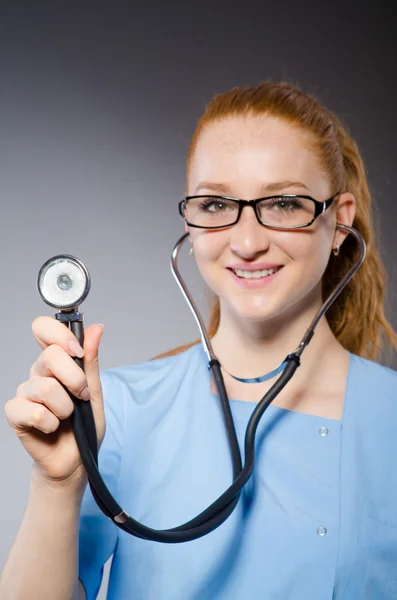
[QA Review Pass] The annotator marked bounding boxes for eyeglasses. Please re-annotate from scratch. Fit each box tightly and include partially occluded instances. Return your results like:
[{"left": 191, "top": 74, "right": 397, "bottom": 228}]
[{"left": 179, "top": 193, "right": 339, "bottom": 230}]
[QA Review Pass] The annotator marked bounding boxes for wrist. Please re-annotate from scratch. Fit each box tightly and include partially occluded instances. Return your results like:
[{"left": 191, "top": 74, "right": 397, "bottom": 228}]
[{"left": 31, "top": 464, "right": 88, "bottom": 499}]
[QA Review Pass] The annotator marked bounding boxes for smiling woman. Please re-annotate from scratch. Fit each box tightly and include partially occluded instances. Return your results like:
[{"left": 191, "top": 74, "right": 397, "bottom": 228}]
[
  {"left": 2, "top": 81, "right": 397, "bottom": 600},
  {"left": 164, "top": 83, "right": 397, "bottom": 363}
]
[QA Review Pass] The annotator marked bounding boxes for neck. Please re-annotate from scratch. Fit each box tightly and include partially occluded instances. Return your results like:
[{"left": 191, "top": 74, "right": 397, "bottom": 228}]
[
  {"left": 208, "top": 296, "right": 349, "bottom": 418},
  {"left": 210, "top": 297, "right": 342, "bottom": 380}
]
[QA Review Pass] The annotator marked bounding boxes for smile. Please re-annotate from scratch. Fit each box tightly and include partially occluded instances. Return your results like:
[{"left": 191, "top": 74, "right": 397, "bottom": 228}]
[{"left": 233, "top": 267, "right": 281, "bottom": 279}]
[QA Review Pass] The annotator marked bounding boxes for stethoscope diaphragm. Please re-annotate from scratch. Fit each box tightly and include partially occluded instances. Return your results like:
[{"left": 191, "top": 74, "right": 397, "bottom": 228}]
[{"left": 37, "top": 254, "right": 91, "bottom": 310}]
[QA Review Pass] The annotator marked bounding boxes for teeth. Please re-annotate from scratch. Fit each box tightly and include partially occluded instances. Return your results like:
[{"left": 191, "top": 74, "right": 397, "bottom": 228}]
[{"left": 234, "top": 267, "right": 279, "bottom": 279}]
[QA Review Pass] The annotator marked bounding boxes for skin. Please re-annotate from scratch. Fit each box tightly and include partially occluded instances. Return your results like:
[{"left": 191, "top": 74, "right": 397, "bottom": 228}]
[{"left": 187, "top": 114, "right": 356, "bottom": 417}]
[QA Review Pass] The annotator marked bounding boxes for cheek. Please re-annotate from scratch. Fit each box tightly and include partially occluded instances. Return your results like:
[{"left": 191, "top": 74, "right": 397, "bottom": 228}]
[
  {"left": 189, "top": 230, "right": 229, "bottom": 292},
  {"left": 269, "top": 230, "right": 316, "bottom": 261},
  {"left": 190, "top": 229, "right": 229, "bottom": 263},
  {"left": 275, "top": 228, "right": 332, "bottom": 282}
]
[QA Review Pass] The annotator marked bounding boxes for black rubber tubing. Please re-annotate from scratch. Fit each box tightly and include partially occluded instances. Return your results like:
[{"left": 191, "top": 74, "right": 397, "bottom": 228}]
[{"left": 64, "top": 319, "right": 299, "bottom": 542}]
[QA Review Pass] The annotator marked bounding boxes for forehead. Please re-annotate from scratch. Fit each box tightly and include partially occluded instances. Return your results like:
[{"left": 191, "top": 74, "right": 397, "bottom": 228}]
[{"left": 188, "top": 115, "right": 329, "bottom": 196}]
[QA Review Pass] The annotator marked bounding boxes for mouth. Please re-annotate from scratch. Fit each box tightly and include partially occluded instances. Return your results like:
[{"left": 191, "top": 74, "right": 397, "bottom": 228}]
[
  {"left": 229, "top": 266, "right": 282, "bottom": 280},
  {"left": 226, "top": 265, "right": 284, "bottom": 289}
]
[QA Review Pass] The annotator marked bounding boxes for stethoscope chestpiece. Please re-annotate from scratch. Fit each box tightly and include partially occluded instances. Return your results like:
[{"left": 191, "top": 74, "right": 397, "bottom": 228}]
[{"left": 37, "top": 254, "right": 91, "bottom": 311}]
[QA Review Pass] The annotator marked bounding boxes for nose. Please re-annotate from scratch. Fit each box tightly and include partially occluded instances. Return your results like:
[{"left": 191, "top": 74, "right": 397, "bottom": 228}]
[{"left": 229, "top": 204, "right": 271, "bottom": 259}]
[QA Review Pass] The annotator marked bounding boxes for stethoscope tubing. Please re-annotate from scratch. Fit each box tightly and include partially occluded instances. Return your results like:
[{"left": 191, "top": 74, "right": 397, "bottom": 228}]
[
  {"left": 63, "top": 332, "right": 299, "bottom": 542},
  {"left": 57, "top": 223, "right": 365, "bottom": 543}
]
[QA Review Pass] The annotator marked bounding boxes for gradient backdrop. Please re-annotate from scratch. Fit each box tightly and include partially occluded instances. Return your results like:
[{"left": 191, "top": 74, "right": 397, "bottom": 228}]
[{"left": 0, "top": 2, "right": 396, "bottom": 598}]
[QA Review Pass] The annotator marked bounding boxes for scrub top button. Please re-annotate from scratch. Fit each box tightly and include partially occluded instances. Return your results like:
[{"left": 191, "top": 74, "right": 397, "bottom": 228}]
[
  {"left": 319, "top": 426, "right": 329, "bottom": 437},
  {"left": 317, "top": 526, "right": 327, "bottom": 536}
]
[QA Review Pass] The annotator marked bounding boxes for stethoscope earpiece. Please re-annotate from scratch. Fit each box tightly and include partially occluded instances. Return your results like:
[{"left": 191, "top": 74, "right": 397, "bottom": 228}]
[{"left": 37, "top": 254, "right": 91, "bottom": 310}]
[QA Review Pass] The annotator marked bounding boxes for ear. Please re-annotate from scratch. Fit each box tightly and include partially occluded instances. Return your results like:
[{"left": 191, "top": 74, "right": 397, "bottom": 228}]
[{"left": 332, "top": 192, "right": 356, "bottom": 250}]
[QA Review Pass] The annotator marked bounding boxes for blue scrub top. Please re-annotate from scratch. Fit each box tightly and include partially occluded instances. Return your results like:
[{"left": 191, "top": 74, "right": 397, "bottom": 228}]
[{"left": 78, "top": 344, "right": 397, "bottom": 599}]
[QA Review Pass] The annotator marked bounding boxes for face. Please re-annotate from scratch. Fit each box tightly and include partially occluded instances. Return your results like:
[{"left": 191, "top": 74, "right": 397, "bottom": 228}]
[{"left": 186, "top": 115, "right": 355, "bottom": 327}]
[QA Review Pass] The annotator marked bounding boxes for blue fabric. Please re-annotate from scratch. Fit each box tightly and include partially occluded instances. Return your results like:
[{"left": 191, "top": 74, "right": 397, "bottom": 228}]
[{"left": 78, "top": 344, "right": 397, "bottom": 599}]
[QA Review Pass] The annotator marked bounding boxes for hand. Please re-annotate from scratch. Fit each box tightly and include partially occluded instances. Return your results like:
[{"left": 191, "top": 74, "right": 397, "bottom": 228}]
[{"left": 5, "top": 317, "right": 105, "bottom": 487}]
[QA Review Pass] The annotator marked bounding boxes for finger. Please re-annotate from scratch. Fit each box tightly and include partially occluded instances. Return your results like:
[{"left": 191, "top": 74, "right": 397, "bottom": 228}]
[
  {"left": 5, "top": 397, "right": 60, "bottom": 435},
  {"left": 29, "top": 345, "right": 90, "bottom": 400},
  {"left": 32, "top": 316, "right": 85, "bottom": 358},
  {"left": 83, "top": 324, "right": 105, "bottom": 413},
  {"left": 16, "top": 377, "right": 75, "bottom": 420}
]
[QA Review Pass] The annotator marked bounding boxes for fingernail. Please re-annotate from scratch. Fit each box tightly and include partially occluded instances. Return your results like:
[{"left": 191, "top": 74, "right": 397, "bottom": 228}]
[
  {"left": 80, "top": 386, "right": 90, "bottom": 401},
  {"left": 68, "top": 340, "right": 84, "bottom": 358}
]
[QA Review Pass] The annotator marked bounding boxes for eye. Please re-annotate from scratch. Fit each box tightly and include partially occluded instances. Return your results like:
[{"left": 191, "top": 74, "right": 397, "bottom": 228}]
[
  {"left": 198, "top": 197, "right": 236, "bottom": 212},
  {"left": 270, "top": 197, "right": 304, "bottom": 211}
]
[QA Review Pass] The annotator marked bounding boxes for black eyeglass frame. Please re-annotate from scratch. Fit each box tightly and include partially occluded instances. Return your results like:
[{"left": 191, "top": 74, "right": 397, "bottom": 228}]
[{"left": 178, "top": 193, "right": 339, "bottom": 230}]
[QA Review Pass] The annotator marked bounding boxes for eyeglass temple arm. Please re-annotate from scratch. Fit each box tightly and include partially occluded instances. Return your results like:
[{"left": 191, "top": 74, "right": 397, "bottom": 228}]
[{"left": 322, "top": 193, "right": 340, "bottom": 212}]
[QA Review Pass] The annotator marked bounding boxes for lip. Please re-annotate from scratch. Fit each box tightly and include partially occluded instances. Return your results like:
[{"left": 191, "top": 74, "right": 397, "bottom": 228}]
[
  {"left": 227, "top": 263, "right": 283, "bottom": 271},
  {"left": 227, "top": 265, "right": 283, "bottom": 288}
]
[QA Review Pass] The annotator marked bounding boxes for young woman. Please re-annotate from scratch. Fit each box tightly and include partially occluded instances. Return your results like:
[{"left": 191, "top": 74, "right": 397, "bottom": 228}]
[{"left": 1, "top": 82, "right": 397, "bottom": 600}]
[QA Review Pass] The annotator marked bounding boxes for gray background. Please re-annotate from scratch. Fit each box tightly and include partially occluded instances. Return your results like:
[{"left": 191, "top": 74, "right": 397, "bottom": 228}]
[{"left": 0, "top": 2, "right": 396, "bottom": 598}]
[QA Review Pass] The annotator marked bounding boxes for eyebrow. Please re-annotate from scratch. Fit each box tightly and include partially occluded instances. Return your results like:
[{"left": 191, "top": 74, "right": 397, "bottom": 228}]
[{"left": 194, "top": 180, "right": 310, "bottom": 195}]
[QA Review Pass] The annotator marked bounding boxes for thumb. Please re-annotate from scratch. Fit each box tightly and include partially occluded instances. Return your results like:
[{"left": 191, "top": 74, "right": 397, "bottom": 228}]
[{"left": 83, "top": 323, "right": 105, "bottom": 408}]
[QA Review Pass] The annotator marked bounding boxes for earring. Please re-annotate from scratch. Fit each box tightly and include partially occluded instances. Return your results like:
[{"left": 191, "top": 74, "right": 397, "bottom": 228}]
[
  {"left": 189, "top": 247, "right": 194, "bottom": 257},
  {"left": 333, "top": 245, "right": 340, "bottom": 257}
]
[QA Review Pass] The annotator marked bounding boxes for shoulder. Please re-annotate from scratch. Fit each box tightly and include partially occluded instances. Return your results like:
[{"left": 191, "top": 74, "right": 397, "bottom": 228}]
[
  {"left": 97, "top": 344, "right": 205, "bottom": 448},
  {"left": 347, "top": 353, "right": 397, "bottom": 420},
  {"left": 100, "top": 343, "right": 201, "bottom": 387},
  {"left": 99, "top": 343, "right": 203, "bottom": 409},
  {"left": 349, "top": 354, "right": 397, "bottom": 393}
]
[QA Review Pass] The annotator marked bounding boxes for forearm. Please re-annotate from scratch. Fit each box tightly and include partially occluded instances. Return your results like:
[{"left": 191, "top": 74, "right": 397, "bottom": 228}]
[{"left": 0, "top": 467, "right": 87, "bottom": 600}]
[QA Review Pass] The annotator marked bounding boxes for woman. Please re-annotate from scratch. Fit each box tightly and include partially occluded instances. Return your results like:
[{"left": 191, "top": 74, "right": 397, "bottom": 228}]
[{"left": 1, "top": 81, "right": 397, "bottom": 599}]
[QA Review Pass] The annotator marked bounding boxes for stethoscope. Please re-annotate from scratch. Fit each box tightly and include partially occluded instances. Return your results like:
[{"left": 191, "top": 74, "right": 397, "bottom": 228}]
[{"left": 37, "top": 223, "right": 366, "bottom": 543}]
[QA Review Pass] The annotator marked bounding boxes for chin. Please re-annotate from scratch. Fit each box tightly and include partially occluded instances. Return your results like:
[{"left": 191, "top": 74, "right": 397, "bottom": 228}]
[
  {"left": 228, "top": 297, "right": 286, "bottom": 324},
  {"left": 228, "top": 285, "right": 322, "bottom": 328}
]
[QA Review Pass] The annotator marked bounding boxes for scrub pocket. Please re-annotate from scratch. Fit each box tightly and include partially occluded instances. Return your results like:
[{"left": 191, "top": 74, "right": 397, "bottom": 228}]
[{"left": 353, "top": 512, "right": 397, "bottom": 599}]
